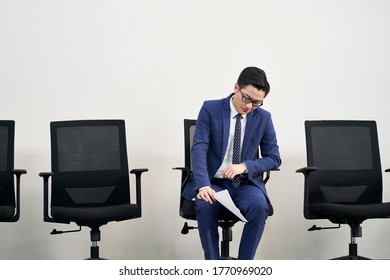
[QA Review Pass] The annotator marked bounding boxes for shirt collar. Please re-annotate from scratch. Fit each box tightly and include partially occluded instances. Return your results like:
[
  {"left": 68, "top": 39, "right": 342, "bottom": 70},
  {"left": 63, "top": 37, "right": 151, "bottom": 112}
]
[{"left": 230, "top": 96, "right": 247, "bottom": 120}]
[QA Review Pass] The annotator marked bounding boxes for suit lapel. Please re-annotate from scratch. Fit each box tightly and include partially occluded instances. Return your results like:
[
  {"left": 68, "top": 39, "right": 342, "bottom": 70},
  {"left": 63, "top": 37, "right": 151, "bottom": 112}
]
[
  {"left": 242, "top": 110, "right": 257, "bottom": 160},
  {"left": 221, "top": 96, "right": 231, "bottom": 161}
]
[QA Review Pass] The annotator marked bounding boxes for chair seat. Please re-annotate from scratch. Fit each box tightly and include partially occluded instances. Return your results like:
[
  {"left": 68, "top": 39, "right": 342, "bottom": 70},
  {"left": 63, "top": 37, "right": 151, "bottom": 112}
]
[
  {"left": 309, "top": 202, "right": 390, "bottom": 220},
  {"left": 51, "top": 204, "right": 141, "bottom": 226},
  {"left": 0, "top": 205, "right": 15, "bottom": 221},
  {"left": 180, "top": 199, "right": 196, "bottom": 220}
]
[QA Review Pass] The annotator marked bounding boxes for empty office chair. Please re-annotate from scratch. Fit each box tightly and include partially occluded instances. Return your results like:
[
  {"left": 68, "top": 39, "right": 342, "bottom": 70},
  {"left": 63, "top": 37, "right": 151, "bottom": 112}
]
[
  {"left": 174, "top": 119, "right": 274, "bottom": 259},
  {"left": 0, "top": 120, "right": 27, "bottom": 222},
  {"left": 39, "top": 119, "right": 148, "bottom": 259},
  {"left": 297, "top": 120, "right": 390, "bottom": 260}
]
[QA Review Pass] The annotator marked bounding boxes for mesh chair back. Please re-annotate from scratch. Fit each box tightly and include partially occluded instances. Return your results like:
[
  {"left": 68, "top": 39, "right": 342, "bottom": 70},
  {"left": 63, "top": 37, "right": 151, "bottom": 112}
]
[
  {"left": 0, "top": 121, "right": 15, "bottom": 206},
  {"left": 50, "top": 120, "right": 130, "bottom": 208},
  {"left": 180, "top": 120, "right": 197, "bottom": 219},
  {"left": 184, "top": 119, "right": 196, "bottom": 171},
  {"left": 304, "top": 120, "right": 383, "bottom": 219}
]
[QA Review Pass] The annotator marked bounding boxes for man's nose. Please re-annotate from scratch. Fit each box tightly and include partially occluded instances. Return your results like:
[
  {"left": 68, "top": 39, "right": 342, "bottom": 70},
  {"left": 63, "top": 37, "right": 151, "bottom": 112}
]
[{"left": 245, "top": 102, "right": 253, "bottom": 109}]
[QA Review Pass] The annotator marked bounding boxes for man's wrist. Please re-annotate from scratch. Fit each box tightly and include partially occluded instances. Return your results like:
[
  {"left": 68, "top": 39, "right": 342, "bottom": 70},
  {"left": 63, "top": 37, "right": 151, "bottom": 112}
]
[{"left": 241, "top": 162, "right": 248, "bottom": 173}]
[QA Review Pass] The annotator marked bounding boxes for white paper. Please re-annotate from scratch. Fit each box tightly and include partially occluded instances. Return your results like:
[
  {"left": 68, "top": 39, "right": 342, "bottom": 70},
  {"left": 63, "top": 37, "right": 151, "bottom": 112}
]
[{"left": 214, "top": 189, "right": 248, "bottom": 222}]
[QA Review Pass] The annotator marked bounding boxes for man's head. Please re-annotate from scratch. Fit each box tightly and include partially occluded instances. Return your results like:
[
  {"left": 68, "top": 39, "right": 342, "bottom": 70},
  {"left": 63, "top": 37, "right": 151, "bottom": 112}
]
[{"left": 232, "top": 66, "right": 270, "bottom": 115}]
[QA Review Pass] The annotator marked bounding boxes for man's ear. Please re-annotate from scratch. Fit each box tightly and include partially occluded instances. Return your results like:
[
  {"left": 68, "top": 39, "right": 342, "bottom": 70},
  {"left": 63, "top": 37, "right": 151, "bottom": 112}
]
[{"left": 234, "top": 83, "right": 239, "bottom": 92}]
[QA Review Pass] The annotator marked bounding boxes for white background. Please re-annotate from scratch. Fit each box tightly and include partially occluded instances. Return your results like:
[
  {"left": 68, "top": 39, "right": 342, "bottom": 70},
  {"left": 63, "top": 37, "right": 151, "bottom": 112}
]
[{"left": 1, "top": 0, "right": 390, "bottom": 260}]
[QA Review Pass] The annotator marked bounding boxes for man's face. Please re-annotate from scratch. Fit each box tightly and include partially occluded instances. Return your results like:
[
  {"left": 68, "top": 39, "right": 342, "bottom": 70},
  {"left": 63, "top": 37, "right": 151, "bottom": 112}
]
[{"left": 232, "top": 83, "right": 265, "bottom": 115}]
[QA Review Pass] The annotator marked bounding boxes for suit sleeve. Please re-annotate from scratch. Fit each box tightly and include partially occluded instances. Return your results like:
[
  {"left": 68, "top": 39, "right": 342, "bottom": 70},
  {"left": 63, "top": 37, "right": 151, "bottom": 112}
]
[
  {"left": 244, "top": 113, "right": 281, "bottom": 179},
  {"left": 191, "top": 103, "right": 212, "bottom": 191}
]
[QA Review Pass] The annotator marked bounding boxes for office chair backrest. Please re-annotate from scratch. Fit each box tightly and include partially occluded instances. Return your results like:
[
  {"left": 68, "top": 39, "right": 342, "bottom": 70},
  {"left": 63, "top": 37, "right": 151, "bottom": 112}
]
[
  {"left": 304, "top": 120, "right": 383, "bottom": 219},
  {"left": 50, "top": 120, "right": 131, "bottom": 208},
  {"left": 184, "top": 119, "right": 196, "bottom": 171},
  {"left": 0, "top": 121, "right": 15, "bottom": 207},
  {"left": 179, "top": 119, "right": 197, "bottom": 219}
]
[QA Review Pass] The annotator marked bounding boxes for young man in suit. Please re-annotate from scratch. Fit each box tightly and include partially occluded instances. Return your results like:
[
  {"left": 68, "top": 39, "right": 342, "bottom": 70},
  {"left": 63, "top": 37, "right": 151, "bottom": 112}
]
[{"left": 183, "top": 66, "right": 281, "bottom": 260}]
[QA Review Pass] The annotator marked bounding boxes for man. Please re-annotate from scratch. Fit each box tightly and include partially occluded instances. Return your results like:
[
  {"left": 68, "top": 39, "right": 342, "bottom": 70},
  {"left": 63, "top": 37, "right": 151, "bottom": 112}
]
[{"left": 183, "top": 66, "right": 281, "bottom": 260}]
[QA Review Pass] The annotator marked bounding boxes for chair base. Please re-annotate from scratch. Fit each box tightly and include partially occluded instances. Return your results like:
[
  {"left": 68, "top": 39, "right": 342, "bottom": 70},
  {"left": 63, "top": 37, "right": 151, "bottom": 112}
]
[
  {"left": 181, "top": 220, "right": 238, "bottom": 260},
  {"left": 88, "top": 245, "right": 105, "bottom": 260},
  {"left": 220, "top": 221, "right": 236, "bottom": 260},
  {"left": 88, "top": 226, "right": 107, "bottom": 259},
  {"left": 86, "top": 242, "right": 108, "bottom": 260},
  {"left": 221, "top": 240, "right": 234, "bottom": 260},
  {"left": 330, "top": 243, "right": 370, "bottom": 260},
  {"left": 332, "top": 255, "right": 370, "bottom": 260}
]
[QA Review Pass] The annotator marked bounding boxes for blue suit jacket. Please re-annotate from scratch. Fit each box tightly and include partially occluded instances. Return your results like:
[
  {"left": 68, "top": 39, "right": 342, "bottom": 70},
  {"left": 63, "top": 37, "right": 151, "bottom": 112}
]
[{"left": 182, "top": 93, "right": 281, "bottom": 201}]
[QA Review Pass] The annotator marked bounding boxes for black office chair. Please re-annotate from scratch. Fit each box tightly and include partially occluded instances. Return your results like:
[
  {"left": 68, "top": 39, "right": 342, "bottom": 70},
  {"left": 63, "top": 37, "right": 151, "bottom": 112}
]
[
  {"left": 39, "top": 119, "right": 148, "bottom": 259},
  {"left": 0, "top": 120, "right": 27, "bottom": 222},
  {"left": 174, "top": 119, "right": 274, "bottom": 259},
  {"left": 297, "top": 120, "right": 390, "bottom": 260}
]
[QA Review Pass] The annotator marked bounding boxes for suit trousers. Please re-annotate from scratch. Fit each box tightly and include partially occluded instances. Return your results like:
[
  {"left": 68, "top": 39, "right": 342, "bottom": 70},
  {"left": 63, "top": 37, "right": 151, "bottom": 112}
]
[{"left": 195, "top": 178, "right": 269, "bottom": 260}]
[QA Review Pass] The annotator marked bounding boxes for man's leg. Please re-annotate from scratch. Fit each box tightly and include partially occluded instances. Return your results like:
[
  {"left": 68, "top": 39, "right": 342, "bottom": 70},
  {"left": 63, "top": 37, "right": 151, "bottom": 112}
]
[
  {"left": 194, "top": 183, "right": 225, "bottom": 260},
  {"left": 232, "top": 185, "right": 269, "bottom": 260}
]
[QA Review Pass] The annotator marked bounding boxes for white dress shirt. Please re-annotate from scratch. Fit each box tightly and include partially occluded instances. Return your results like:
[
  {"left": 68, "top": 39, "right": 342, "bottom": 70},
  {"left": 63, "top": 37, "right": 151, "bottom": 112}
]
[{"left": 214, "top": 97, "right": 247, "bottom": 178}]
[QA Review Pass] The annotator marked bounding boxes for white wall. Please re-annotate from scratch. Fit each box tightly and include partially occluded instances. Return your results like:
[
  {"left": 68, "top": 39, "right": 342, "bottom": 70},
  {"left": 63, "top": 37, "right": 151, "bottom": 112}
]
[{"left": 1, "top": 0, "right": 390, "bottom": 260}]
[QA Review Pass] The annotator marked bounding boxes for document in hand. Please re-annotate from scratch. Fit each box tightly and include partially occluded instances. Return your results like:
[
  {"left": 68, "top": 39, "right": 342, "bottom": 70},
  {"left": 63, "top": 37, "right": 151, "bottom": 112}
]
[{"left": 214, "top": 190, "right": 248, "bottom": 222}]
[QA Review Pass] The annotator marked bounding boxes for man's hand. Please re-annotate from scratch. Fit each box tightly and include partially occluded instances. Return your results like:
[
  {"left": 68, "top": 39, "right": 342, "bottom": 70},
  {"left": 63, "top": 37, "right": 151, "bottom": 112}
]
[
  {"left": 222, "top": 163, "right": 246, "bottom": 180},
  {"left": 197, "top": 186, "right": 216, "bottom": 204}
]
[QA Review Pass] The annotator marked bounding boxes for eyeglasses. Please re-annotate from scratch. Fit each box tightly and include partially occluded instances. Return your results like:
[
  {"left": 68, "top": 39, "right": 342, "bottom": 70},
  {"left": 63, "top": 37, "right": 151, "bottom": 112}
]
[{"left": 239, "top": 89, "right": 263, "bottom": 107}]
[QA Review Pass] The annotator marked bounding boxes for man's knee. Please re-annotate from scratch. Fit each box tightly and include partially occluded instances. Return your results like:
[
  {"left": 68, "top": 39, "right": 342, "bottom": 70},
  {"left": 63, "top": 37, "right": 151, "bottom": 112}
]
[
  {"left": 195, "top": 198, "right": 218, "bottom": 215},
  {"left": 246, "top": 200, "right": 269, "bottom": 221}
]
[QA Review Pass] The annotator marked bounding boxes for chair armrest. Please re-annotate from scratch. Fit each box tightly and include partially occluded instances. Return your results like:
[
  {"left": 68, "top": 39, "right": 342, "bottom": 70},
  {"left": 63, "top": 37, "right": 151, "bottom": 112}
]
[
  {"left": 296, "top": 167, "right": 319, "bottom": 177},
  {"left": 130, "top": 168, "right": 149, "bottom": 175},
  {"left": 12, "top": 169, "right": 27, "bottom": 175},
  {"left": 243, "top": 168, "right": 279, "bottom": 184},
  {"left": 296, "top": 167, "right": 320, "bottom": 219},
  {"left": 39, "top": 172, "right": 54, "bottom": 222},
  {"left": 263, "top": 168, "right": 280, "bottom": 184},
  {"left": 173, "top": 166, "right": 192, "bottom": 186},
  {"left": 130, "top": 168, "right": 149, "bottom": 215},
  {"left": 173, "top": 167, "right": 190, "bottom": 171},
  {"left": 173, "top": 166, "right": 191, "bottom": 177},
  {"left": 39, "top": 172, "right": 53, "bottom": 180},
  {"left": 6, "top": 169, "right": 27, "bottom": 222}
]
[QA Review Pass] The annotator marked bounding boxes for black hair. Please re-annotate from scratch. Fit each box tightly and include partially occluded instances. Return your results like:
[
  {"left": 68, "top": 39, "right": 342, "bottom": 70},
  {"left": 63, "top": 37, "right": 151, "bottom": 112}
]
[{"left": 237, "top": 66, "right": 270, "bottom": 96}]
